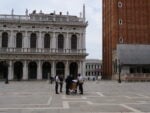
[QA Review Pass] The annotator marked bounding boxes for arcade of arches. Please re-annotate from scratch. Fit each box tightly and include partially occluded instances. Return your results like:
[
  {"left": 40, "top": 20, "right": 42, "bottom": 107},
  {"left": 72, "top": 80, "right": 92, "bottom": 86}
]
[{"left": 0, "top": 60, "right": 84, "bottom": 80}]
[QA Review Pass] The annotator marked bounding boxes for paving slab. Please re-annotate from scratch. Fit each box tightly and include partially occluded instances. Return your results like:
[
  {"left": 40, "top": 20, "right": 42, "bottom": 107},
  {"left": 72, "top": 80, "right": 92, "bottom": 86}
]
[{"left": 0, "top": 81, "right": 150, "bottom": 113}]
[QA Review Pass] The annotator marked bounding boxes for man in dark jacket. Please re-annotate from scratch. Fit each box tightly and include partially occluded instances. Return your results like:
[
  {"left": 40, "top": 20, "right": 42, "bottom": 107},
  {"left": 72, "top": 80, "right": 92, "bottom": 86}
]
[{"left": 65, "top": 75, "right": 72, "bottom": 95}]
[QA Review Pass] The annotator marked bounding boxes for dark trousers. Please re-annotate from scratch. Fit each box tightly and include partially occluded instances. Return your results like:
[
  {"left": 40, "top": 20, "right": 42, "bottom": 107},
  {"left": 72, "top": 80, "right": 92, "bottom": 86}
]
[
  {"left": 66, "top": 84, "right": 70, "bottom": 94},
  {"left": 60, "top": 82, "right": 63, "bottom": 92},
  {"left": 55, "top": 82, "right": 59, "bottom": 94},
  {"left": 79, "top": 83, "right": 83, "bottom": 94}
]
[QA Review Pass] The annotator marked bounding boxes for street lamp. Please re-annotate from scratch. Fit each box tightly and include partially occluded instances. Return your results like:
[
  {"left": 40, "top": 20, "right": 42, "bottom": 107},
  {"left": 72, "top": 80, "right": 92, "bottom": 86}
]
[{"left": 118, "top": 60, "right": 122, "bottom": 83}]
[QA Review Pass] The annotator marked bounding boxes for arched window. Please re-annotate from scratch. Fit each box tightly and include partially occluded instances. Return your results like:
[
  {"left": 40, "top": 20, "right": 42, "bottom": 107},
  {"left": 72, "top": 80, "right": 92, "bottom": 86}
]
[
  {"left": 71, "top": 35, "right": 77, "bottom": 50},
  {"left": 58, "top": 34, "right": 64, "bottom": 49},
  {"left": 30, "top": 33, "right": 37, "bottom": 48},
  {"left": 2, "top": 32, "right": 8, "bottom": 48},
  {"left": 16, "top": 33, "right": 22, "bottom": 48},
  {"left": 44, "top": 34, "right": 50, "bottom": 48}
]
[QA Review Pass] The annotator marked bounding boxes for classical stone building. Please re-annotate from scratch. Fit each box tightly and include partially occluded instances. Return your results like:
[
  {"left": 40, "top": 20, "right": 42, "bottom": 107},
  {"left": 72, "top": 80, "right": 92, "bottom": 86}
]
[
  {"left": 0, "top": 6, "right": 88, "bottom": 80},
  {"left": 85, "top": 59, "right": 102, "bottom": 80},
  {"left": 103, "top": 0, "right": 150, "bottom": 79}
]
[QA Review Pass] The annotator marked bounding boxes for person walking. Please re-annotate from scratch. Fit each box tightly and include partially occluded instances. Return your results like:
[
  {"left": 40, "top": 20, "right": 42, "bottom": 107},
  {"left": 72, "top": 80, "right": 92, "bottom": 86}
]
[
  {"left": 59, "top": 74, "right": 64, "bottom": 93},
  {"left": 78, "top": 74, "right": 84, "bottom": 94},
  {"left": 55, "top": 75, "right": 60, "bottom": 94}
]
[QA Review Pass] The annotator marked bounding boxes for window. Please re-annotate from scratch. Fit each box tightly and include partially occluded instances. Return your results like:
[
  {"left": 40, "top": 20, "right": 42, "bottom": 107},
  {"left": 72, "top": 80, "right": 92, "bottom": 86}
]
[
  {"left": 58, "top": 34, "right": 64, "bottom": 50},
  {"left": 118, "top": 1, "right": 123, "bottom": 8},
  {"left": 119, "top": 37, "right": 124, "bottom": 43},
  {"left": 3, "top": 25, "right": 7, "bottom": 27},
  {"left": 71, "top": 35, "right": 77, "bottom": 50},
  {"left": 16, "top": 33, "right": 22, "bottom": 48},
  {"left": 44, "top": 34, "right": 50, "bottom": 48},
  {"left": 2, "top": 32, "right": 8, "bottom": 48},
  {"left": 119, "top": 19, "right": 123, "bottom": 25},
  {"left": 30, "top": 33, "right": 37, "bottom": 48}
]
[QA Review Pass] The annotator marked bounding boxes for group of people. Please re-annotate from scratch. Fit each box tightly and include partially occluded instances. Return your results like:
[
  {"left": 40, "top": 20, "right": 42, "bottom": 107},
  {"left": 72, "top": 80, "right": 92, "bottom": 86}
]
[{"left": 55, "top": 74, "right": 84, "bottom": 95}]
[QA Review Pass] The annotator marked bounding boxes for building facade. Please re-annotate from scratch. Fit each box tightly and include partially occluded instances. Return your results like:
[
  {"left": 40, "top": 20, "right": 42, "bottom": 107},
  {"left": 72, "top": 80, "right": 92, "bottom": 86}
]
[
  {"left": 85, "top": 59, "right": 102, "bottom": 80},
  {"left": 0, "top": 6, "right": 88, "bottom": 80},
  {"left": 103, "top": 0, "right": 150, "bottom": 79}
]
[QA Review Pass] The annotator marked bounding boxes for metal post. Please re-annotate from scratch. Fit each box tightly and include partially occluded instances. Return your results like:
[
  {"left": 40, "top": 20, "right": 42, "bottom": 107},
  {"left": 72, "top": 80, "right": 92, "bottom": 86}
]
[{"left": 118, "top": 61, "right": 122, "bottom": 83}]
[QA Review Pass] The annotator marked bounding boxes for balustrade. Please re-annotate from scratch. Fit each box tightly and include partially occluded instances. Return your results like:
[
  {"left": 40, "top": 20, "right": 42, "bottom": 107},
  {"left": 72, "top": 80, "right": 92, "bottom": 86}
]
[{"left": 0, "top": 48, "right": 86, "bottom": 54}]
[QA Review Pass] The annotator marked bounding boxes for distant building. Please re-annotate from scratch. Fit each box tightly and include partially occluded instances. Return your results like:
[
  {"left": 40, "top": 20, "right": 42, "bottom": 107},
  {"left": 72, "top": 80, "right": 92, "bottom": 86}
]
[
  {"left": 103, "top": 0, "right": 150, "bottom": 79},
  {"left": 85, "top": 59, "right": 102, "bottom": 80},
  {"left": 0, "top": 6, "right": 88, "bottom": 80}
]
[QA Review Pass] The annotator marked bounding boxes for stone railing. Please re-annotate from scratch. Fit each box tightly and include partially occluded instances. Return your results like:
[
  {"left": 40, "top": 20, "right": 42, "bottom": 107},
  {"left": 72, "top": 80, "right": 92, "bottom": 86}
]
[
  {"left": 0, "top": 14, "right": 85, "bottom": 23},
  {"left": 0, "top": 48, "right": 86, "bottom": 54}
]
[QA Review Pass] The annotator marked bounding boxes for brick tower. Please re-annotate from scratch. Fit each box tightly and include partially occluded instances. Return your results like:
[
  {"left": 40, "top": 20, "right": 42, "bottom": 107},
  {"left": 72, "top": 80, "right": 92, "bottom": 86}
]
[{"left": 102, "top": 0, "right": 150, "bottom": 79}]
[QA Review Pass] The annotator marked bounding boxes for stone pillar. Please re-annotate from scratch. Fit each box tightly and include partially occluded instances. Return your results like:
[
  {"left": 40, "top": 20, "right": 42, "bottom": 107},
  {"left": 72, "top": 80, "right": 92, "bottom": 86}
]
[
  {"left": 65, "top": 32, "right": 69, "bottom": 49},
  {"left": 51, "top": 32, "right": 56, "bottom": 50},
  {"left": 51, "top": 61, "right": 56, "bottom": 78},
  {"left": 65, "top": 61, "right": 69, "bottom": 77},
  {"left": 81, "top": 61, "right": 86, "bottom": 77},
  {"left": 38, "top": 31, "right": 42, "bottom": 48},
  {"left": 8, "top": 60, "right": 13, "bottom": 80},
  {"left": 82, "top": 31, "right": 86, "bottom": 49},
  {"left": 37, "top": 60, "right": 42, "bottom": 80},
  {"left": 23, "top": 31, "right": 29, "bottom": 48},
  {"left": 9, "top": 30, "right": 14, "bottom": 48},
  {"left": 23, "top": 61, "right": 28, "bottom": 80},
  {"left": 78, "top": 33, "right": 82, "bottom": 50},
  {"left": 78, "top": 61, "right": 82, "bottom": 74}
]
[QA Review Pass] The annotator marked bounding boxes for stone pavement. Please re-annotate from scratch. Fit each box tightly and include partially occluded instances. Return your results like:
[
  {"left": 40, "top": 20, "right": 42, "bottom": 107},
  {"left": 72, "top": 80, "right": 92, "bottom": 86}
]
[{"left": 0, "top": 81, "right": 150, "bottom": 113}]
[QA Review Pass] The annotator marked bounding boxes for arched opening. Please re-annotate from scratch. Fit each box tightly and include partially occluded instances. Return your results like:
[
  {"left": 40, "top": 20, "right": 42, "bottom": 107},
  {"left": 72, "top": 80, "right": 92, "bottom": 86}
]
[
  {"left": 0, "top": 61, "right": 8, "bottom": 80},
  {"left": 42, "top": 62, "right": 51, "bottom": 79},
  {"left": 56, "top": 62, "right": 65, "bottom": 76},
  {"left": 16, "top": 33, "right": 22, "bottom": 48},
  {"left": 30, "top": 33, "right": 37, "bottom": 48},
  {"left": 69, "top": 62, "right": 78, "bottom": 78},
  {"left": 28, "top": 62, "right": 37, "bottom": 79},
  {"left": 58, "top": 34, "right": 64, "bottom": 50},
  {"left": 14, "top": 61, "right": 23, "bottom": 80},
  {"left": 2, "top": 32, "right": 8, "bottom": 48},
  {"left": 44, "top": 34, "right": 50, "bottom": 48},
  {"left": 71, "top": 35, "right": 77, "bottom": 50}
]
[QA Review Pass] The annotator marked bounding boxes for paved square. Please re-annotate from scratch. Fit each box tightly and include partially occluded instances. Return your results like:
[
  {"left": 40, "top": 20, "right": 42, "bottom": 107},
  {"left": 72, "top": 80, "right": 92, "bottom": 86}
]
[{"left": 0, "top": 81, "right": 150, "bottom": 113}]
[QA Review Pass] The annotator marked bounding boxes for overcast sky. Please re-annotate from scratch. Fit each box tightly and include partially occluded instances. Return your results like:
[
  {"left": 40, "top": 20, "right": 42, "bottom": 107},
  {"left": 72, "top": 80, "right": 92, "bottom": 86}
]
[{"left": 0, "top": 0, "right": 102, "bottom": 59}]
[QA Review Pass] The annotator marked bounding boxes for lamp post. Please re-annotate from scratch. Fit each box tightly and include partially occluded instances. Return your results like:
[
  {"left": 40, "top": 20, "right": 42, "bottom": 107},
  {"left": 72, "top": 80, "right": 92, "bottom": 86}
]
[{"left": 118, "top": 60, "right": 122, "bottom": 83}]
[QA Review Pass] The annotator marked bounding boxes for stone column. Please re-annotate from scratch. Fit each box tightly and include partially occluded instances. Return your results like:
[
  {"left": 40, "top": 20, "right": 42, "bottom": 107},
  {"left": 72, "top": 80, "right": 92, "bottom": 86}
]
[
  {"left": 38, "top": 31, "right": 42, "bottom": 48},
  {"left": 82, "top": 31, "right": 86, "bottom": 49},
  {"left": 37, "top": 60, "right": 42, "bottom": 80},
  {"left": 65, "top": 61, "right": 69, "bottom": 77},
  {"left": 8, "top": 60, "right": 13, "bottom": 80},
  {"left": 51, "top": 61, "right": 56, "bottom": 78},
  {"left": 81, "top": 61, "right": 86, "bottom": 77},
  {"left": 51, "top": 32, "right": 56, "bottom": 50},
  {"left": 8, "top": 30, "right": 14, "bottom": 48},
  {"left": 78, "top": 33, "right": 82, "bottom": 50},
  {"left": 78, "top": 61, "right": 82, "bottom": 74},
  {"left": 23, "top": 61, "right": 28, "bottom": 80},
  {"left": 37, "top": 31, "right": 42, "bottom": 52},
  {"left": 23, "top": 31, "right": 29, "bottom": 52},
  {"left": 65, "top": 32, "right": 69, "bottom": 53}
]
